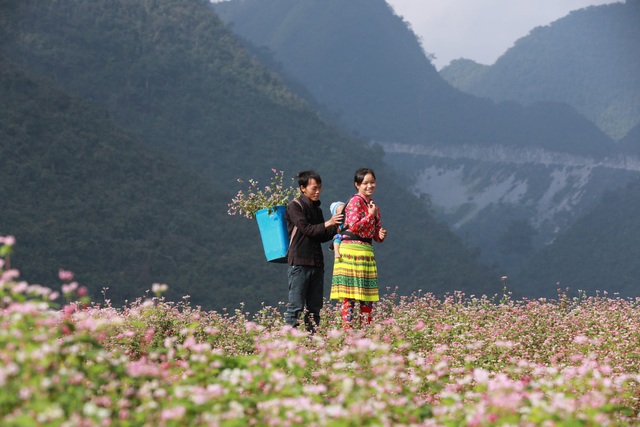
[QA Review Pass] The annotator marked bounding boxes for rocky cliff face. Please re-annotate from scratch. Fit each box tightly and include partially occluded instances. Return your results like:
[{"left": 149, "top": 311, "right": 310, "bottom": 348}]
[{"left": 383, "top": 143, "right": 640, "bottom": 272}]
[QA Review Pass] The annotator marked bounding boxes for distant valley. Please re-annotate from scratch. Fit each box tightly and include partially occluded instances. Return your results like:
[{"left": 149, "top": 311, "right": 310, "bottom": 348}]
[{"left": 384, "top": 143, "right": 640, "bottom": 272}]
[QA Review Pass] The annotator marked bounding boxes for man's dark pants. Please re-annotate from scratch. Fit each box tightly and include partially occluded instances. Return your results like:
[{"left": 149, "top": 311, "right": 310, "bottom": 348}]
[{"left": 285, "top": 265, "right": 324, "bottom": 331}]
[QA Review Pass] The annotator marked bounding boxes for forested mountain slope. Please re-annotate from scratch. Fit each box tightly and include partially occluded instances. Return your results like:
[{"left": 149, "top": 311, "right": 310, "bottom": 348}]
[
  {"left": 0, "top": 0, "right": 499, "bottom": 310},
  {"left": 441, "top": 0, "right": 640, "bottom": 141},
  {"left": 620, "top": 122, "right": 640, "bottom": 155},
  {"left": 214, "top": 0, "right": 614, "bottom": 157},
  {"left": 0, "top": 56, "right": 256, "bottom": 307},
  {"left": 515, "top": 177, "right": 640, "bottom": 298}
]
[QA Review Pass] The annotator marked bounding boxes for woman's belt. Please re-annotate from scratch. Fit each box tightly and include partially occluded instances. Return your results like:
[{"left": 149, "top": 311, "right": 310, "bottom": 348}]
[{"left": 341, "top": 230, "right": 372, "bottom": 244}]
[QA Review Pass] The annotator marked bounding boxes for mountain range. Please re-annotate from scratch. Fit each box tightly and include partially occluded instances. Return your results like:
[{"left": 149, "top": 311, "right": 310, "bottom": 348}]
[
  {"left": 214, "top": 0, "right": 616, "bottom": 157},
  {"left": 214, "top": 0, "right": 640, "bottom": 297},
  {"left": 3, "top": 0, "right": 639, "bottom": 306},
  {"left": 440, "top": 0, "right": 640, "bottom": 142},
  {"left": 0, "top": 0, "right": 498, "bottom": 312}
]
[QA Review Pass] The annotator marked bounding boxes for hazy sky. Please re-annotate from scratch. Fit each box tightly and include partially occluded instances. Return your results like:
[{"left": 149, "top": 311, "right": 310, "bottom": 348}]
[{"left": 386, "top": 0, "right": 623, "bottom": 69}]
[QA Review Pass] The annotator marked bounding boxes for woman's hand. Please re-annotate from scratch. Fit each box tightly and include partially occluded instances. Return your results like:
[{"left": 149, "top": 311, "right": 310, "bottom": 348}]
[
  {"left": 377, "top": 227, "right": 387, "bottom": 242},
  {"left": 367, "top": 200, "right": 376, "bottom": 217}
]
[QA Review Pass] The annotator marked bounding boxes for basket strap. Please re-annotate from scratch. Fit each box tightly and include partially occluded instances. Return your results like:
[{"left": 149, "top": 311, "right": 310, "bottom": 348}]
[{"left": 286, "top": 198, "right": 303, "bottom": 256}]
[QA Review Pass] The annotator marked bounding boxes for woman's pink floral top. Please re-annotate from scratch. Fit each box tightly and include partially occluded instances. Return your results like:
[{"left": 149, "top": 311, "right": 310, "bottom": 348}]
[{"left": 344, "top": 194, "right": 383, "bottom": 243}]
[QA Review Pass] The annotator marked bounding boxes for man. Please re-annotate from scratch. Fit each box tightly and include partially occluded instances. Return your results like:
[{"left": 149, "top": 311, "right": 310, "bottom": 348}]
[{"left": 285, "top": 170, "right": 343, "bottom": 332}]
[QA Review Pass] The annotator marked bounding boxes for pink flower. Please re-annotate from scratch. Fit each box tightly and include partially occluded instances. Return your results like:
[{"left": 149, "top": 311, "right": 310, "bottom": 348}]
[
  {"left": 2, "top": 269, "right": 20, "bottom": 281},
  {"left": 144, "top": 328, "right": 155, "bottom": 344},
  {"left": 62, "top": 282, "right": 78, "bottom": 294},
  {"left": 0, "top": 235, "right": 15, "bottom": 246},
  {"left": 161, "top": 406, "right": 186, "bottom": 420},
  {"left": 573, "top": 335, "right": 588, "bottom": 344},
  {"left": 58, "top": 269, "right": 74, "bottom": 281},
  {"left": 12, "top": 281, "right": 28, "bottom": 293},
  {"left": 62, "top": 304, "right": 77, "bottom": 320}
]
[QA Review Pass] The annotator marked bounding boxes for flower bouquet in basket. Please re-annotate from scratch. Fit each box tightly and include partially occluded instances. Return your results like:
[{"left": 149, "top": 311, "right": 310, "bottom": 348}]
[{"left": 228, "top": 169, "right": 298, "bottom": 262}]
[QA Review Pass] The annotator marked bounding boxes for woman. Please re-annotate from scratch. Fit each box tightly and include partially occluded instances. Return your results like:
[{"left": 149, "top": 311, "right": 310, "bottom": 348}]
[{"left": 330, "top": 168, "right": 387, "bottom": 328}]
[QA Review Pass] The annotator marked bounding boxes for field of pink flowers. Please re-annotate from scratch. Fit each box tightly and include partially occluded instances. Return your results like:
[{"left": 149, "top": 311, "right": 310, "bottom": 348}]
[{"left": 1, "top": 236, "right": 639, "bottom": 426}]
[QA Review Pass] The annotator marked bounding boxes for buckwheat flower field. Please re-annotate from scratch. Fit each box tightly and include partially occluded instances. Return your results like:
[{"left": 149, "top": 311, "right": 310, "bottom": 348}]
[{"left": 1, "top": 238, "right": 639, "bottom": 426}]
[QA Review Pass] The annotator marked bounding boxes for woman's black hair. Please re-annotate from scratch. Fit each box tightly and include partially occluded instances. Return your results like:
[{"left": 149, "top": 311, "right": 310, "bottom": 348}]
[
  {"left": 354, "top": 168, "right": 376, "bottom": 185},
  {"left": 297, "top": 170, "right": 322, "bottom": 187}
]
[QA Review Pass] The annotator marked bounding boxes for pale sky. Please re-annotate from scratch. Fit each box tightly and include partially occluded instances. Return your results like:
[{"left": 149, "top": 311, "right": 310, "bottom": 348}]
[{"left": 386, "top": 0, "right": 623, "bottom": 69}]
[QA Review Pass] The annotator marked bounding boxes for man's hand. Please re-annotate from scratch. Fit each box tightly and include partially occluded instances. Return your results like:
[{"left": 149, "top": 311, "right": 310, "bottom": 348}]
[{"left": 326, "top": 212, "right": 344, "bottom": 228}]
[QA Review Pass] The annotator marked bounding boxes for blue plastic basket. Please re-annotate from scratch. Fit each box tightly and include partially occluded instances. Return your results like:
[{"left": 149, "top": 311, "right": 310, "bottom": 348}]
[{"left": 255, "top": 205, "right": 289, "bottom": 263}]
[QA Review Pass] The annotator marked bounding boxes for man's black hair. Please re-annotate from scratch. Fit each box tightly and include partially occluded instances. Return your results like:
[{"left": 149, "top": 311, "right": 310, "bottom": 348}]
[{"left": 296, "top": 170, "right": 322, "bottom": 188}]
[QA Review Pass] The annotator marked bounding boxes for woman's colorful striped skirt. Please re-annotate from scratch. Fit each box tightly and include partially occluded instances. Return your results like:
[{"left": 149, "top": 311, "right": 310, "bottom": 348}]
[{"left": 330, "top": 242, "right": 379, "bottom": 302}]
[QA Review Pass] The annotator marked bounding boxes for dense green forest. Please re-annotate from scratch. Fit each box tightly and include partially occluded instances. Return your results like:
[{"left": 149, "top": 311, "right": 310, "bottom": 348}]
[
  {"left": 0, "top": 0, "right": 500, "bottom": 311},
  {"left": 438, "top": 59, "right": 488, "bottom": 92},
  {"left": 214, "top": 0, "right": 615, "bottom": 157},
  {"left": 440, "top": 0, "right": 640, "bottom": 142},
  {"left": 0, "top": 55, "right": 256, "bottom": 307}
]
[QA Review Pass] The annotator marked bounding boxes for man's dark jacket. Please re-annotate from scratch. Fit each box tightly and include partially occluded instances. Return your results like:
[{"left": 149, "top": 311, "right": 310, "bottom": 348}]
[{"left": 285, "top": 194, "right": 336, "bottom": 267}]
